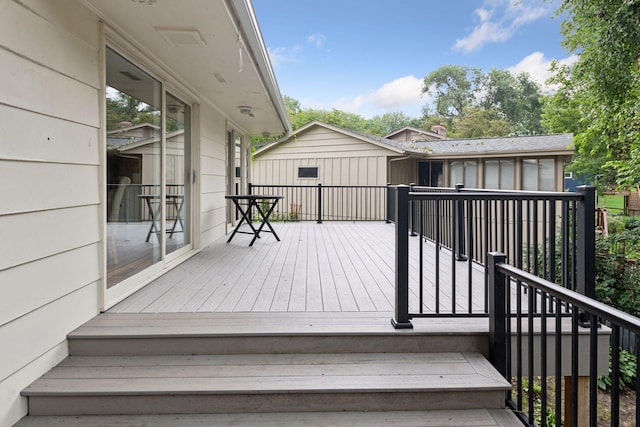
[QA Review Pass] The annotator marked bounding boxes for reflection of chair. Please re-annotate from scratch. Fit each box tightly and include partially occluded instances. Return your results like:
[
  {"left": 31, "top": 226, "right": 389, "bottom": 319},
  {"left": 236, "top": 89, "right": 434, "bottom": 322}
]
[{"left": 108, "top": 176, "right": 131, "bottom": 222}]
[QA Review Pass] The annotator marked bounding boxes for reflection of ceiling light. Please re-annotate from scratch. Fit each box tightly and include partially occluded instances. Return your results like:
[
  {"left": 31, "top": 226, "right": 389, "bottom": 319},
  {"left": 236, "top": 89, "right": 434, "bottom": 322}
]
[
  {"left": 167, "top": 104, "right": 181, "bottom": 114},
  {"left": 120, "top": 71, "right": 141, "bottom": 81}
]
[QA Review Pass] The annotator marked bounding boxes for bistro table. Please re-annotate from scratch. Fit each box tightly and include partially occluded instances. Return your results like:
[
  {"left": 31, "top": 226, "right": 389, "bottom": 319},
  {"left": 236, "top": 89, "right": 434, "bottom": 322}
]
[
  {"left": 138, "top": 194, "right": 185, "bottom": 242},
  {"left": 225, "top": 194, "right": 284, "bottom": 246}
]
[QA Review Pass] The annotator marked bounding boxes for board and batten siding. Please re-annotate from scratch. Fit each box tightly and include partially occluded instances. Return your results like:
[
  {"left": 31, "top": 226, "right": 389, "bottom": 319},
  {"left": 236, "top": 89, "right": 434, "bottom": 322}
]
[
  {"left": 0, "top": 1, "right": 102, "bottom": 425},
  {"left": 254, "top": 126, "right": 392, "bottom": 186}
]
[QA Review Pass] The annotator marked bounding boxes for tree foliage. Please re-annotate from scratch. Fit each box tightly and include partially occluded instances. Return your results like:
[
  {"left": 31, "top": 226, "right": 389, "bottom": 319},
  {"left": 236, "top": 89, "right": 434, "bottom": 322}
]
[
  {"left": 451, "top": 108, "right": 513, "bottom": 139},
  {"left": 282, "top": 95, "right": 421, "bottom": 137},
  {"left": 106, "top": 90, "right": 159, "bottom": 131},
  {"left": 546, "top": 0, "right": 640, "bottom": 187},
  {"left": 421, "top": 65, "right": 543, "bottom": 137},
  {"left": 422, "top": 65, "right": 483, "bottom": 121}
]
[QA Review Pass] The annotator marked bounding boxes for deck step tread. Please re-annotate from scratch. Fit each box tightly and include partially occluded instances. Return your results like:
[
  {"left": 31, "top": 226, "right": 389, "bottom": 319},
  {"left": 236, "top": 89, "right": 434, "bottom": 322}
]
[
  {"left": 14, "top": 409, "right": 522, "bottom": 426},
  {"left": 23, "top": 352, "right": 510, "bottom": 395},
  {"left": 69, "top": 312, "right": 489, "bottom": 337}
]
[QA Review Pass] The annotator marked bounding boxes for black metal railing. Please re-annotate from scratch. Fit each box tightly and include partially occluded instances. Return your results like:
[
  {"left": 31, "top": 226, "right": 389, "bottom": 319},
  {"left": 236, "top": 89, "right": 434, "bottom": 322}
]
[
  {"left": 248, "top": 183, "right": 388, "bottom": 222},
  {"left": 488, "top": 252, "right": 640, "bottom": 427},
  {"left": 391, "top": 185, "right": 596, "bottom": 323}
]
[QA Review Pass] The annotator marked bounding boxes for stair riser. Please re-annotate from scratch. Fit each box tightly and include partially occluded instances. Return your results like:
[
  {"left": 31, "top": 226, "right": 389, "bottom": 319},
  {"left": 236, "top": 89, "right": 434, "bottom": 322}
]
[
  {"left": 69, "top": 335, "right": 489, "bottom": 357},
  {"left": 28, "top": 390, "right": 506, "bottom": 416}
]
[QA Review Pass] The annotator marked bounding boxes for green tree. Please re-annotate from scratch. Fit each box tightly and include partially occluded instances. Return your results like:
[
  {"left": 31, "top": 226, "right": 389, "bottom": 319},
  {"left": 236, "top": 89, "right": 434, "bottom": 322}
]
[
  {"left": 422, "top": 65, "right": 483, "bottom": 122},
  {"left": 553, "top": 0, "right": 640, "bottom": 187},
  {"left": 482, "top": 69, "right": 543, "bottom": 135},
  {"left": 541, "top": 62, "right": 613, "bottom": 184},
  {"left": 106, "top": 90, "right": 159, "bottom": 131},
  {"left": 367, "top": 111, "right": 420, "bottom": 136},
  {"left": 422, "top": 65, "right": 543, "bottom": 137},
  {"left": 450, "top": 108, "right": 512, "bottom": 138}
]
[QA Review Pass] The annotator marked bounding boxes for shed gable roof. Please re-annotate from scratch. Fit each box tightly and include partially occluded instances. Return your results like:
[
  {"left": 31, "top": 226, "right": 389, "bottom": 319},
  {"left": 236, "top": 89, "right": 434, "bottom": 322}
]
[{"left": 254, "top": 121, "right": 407, "bottom": 157}]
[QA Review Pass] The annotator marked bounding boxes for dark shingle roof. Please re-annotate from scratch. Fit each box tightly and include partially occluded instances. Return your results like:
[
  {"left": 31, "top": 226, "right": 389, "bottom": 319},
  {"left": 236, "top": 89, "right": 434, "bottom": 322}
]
[{"left": 400, "top": 134, "right": 573, "bottom": 155}]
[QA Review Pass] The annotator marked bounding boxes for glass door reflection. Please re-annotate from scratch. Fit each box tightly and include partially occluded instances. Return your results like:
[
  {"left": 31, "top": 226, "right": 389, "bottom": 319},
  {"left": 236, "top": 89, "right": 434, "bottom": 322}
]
[
  {"left": 106, "top": 47, "right": 162, "bottom": 288},
  {"left": 165, "top": 92, "right": 191, "bottom": 255}
]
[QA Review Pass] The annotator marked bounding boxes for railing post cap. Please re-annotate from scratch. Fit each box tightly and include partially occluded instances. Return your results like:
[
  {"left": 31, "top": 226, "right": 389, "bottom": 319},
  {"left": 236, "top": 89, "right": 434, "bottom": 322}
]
[{"left": 576, "top": 185, "right": 596, "bottom": 191}]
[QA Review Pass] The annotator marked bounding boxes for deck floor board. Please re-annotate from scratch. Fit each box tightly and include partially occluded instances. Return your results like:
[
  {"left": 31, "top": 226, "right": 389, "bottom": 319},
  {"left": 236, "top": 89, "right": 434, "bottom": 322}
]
[{"left": 110, "top": 222, "right": 488, "bottom": 314}]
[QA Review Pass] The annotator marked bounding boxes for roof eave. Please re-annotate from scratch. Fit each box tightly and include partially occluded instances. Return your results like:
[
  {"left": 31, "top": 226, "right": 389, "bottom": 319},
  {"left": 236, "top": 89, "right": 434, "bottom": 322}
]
[{"left": 226, "top": 0, "right": 291, "bottom": 138}]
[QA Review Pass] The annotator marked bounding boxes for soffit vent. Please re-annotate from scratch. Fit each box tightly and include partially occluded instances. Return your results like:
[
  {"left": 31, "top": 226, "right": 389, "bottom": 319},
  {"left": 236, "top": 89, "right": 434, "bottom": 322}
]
[{"left": 155, "top": 27, "right": 207, "bottom": 47}]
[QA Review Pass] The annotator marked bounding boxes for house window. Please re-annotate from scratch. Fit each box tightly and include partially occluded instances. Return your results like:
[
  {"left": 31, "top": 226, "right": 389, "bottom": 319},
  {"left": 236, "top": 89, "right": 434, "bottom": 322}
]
[
  {"left": 522, "top": 158, "right": 555, "bottom": 191},
  {"left": 418, "top": 161, "right": 443, "bottom": 187},
  {"left": 450, "top": 161, "right": 477, "bottom": 188},
  {"left": 485, "top": 159, "right": 514, "bottom": 190},
  {"left": 298, "top": 166, "right": 319, "bottom": 179}
]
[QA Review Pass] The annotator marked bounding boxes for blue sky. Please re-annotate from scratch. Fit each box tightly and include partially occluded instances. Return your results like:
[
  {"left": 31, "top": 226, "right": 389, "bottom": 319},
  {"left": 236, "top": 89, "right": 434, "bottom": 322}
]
[{"left": 252, "top": 0, "right": 577, "bottom": 119}]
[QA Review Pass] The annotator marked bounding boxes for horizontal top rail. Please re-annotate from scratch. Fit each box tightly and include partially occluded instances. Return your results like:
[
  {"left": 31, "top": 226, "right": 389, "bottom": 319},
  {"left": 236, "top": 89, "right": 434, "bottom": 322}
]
[
  {"left": 497, "top": 260, "right": 640, "bottom": 334},
  {"left": 408, "top": 190, "right": 584, "bottom": 202},
  {"left": 250, "top": 184, "right": 388, "bottom": 189}
]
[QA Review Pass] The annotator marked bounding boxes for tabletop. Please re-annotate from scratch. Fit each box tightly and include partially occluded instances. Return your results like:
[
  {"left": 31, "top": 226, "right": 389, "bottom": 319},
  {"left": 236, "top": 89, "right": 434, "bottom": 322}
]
[{"left": 225, "top": 194, "right": 284, "bottom": 201}]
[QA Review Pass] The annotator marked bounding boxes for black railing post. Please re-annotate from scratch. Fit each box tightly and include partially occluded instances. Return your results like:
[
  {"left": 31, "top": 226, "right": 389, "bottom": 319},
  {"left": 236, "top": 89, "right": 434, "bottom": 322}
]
[
  {"left": 386, "top": 183, "right": 392, "bottom": 223},
  {"left": 392, "top": 185, "right": 413, "bottom": 329},
  {"left": 409, "top": 183, "right": 417, "bottom": 236},
  {"left": 455, "top": 183, "right": 467, "bottom": 261},
  {"left": 488, "top": 252, "right": 508, "bottom": 377},
  {"left": 247, "top": 182, "right": 253, "bottom": 221},
  {"left": 317, "top": 183, "right": 323, "bottom": 224},
  {"left": 576, "top": 185, "right": 596, "bottom": 299}
]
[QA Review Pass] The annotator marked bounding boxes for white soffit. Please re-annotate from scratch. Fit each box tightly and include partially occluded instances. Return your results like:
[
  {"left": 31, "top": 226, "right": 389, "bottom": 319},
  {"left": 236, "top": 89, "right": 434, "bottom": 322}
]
[
  {"left": 82, "top": 0, "right": 288, "bottom": 136},
  {"left": 155, "top": 27, "right": 207, "bottom": 47}
]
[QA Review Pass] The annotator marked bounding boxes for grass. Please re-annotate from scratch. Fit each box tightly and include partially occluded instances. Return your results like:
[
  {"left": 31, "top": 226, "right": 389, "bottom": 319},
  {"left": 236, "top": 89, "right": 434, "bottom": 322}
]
[{"left": 600, "top": 194, "right": 625, "bottom": 212}]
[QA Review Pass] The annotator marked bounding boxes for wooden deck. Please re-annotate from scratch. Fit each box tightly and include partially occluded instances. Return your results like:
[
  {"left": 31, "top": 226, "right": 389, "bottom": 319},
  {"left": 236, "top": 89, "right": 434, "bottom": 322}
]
[{"left": 111, "top": 221, "right": 486, "bottom": 314}]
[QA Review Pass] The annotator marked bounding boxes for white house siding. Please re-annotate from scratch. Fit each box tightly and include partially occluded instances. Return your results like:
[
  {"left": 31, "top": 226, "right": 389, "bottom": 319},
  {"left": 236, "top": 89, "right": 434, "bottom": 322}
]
[
  {"left": 200, "top": 103, "right": 230, "bottom": 247},
  {"left": 0, "top": 1, "right": 102, "bottom": 425}
]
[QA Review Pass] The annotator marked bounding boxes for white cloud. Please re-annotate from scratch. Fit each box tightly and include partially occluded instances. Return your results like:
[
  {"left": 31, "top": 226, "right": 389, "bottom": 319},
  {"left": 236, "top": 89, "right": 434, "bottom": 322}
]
[
  {"left": 267, "top": 46, "right": 299, "bottom": 67},
  {"left": 267, "top": 33, "right": 327, "bottom": 67},
  {"left": 455, "top": 0, "right": 551, "bottom": 53},
  {"left": 307, "top": 33, "right": 326, "bottom": 48},
  {"left": 332, "top": 75, "right": 427, "bottom": 118},
  {"left": 507, "top": 52, "right": 579, "bottom": 92}
]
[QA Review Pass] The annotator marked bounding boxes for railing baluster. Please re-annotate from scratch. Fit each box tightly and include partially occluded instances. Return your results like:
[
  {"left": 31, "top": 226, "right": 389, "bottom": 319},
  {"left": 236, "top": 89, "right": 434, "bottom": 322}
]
[
  {"left": 467, "top": 199, "right": 473, "bottom": 313},
  {"left": 555, "top": 296, "right": 563, "bottom": 427},
  {"left": 612, "top": 325, "right": 620, "bottom": 426},
  {"left": 589, "top": 313, "right": 598, "bottom": 427},
  {"left": 419, "top": 200, "right": 424, "bottom": 314},
  {"left": 435, "top": 199, "right": 441, "bottom": 314},
  {"left": 541, "top": 290, "right": 548, "bottom": 427}
]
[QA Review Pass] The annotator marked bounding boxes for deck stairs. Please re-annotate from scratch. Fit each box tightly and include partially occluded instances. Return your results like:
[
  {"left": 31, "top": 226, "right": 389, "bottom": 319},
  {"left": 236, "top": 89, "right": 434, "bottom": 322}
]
[{"left": 16, "top": 312, "right": 520, "bottom": 426}]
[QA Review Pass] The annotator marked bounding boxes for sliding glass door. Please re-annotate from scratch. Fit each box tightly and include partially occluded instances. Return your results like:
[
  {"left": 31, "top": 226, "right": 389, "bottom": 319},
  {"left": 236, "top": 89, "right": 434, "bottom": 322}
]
[
  {"left": 105, "top": 47, "right": 192, "bottom": 295},
  {"left": 165, "top": 92, "right": 191, "bottom": 255}
]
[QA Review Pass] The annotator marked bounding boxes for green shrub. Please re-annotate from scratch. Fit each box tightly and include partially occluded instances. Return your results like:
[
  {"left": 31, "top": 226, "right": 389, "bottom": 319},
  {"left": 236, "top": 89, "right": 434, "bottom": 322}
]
[{"left": 598, "top": 347, "right": 637, "bottom": 391}]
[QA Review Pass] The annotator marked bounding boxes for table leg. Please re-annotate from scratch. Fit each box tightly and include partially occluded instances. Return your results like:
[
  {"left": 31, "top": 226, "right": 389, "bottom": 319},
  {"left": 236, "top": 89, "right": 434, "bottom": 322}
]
[
  {"left": 250, "top": 199, "right": 281, "bottom": 246},
  {"left": 169, "top": 197, "right": 184, "bottom": 238},
  {"left": 144, "top": 198, "right": 160, "bottom": 242},
  {"left": 226, "top": 200, "right": 258, "bottom": 243}
]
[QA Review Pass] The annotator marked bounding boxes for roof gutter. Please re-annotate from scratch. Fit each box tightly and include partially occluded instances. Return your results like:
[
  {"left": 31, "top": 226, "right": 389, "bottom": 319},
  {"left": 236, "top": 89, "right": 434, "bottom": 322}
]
[{"left": 224, "top": 0, "right": 291, "bottom": 140}]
